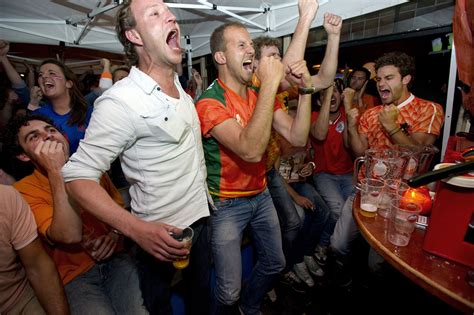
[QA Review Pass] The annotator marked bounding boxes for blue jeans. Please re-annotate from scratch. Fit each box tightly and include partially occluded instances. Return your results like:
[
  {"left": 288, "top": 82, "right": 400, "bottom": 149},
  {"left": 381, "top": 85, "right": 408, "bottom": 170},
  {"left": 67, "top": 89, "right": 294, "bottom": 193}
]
[
  {"left": 64, "top": 252, "right": 148, "bottom": 315},
  {"left": 290, "top": 182, "right": 330, "bottom": 260},
  {"left": 266, "top": 168, "right": 302, "bottom": 270},
  {"left": 211, "top": 189, "right": 285, "bottom": 315},
  {"left": 330, "top": 193, "right": 360, "bottom": 256},
  {"left": 135, "top": 217, "right": 210, "bottom": 315},
  {"left": 313, "top": 172, "right": 354, "bottom": 247}
]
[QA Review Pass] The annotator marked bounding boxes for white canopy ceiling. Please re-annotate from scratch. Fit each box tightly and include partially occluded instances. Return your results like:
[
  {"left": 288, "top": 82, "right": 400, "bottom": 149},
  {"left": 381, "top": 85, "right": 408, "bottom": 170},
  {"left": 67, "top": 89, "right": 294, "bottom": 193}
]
[{"left": 1, "top": 0, "right": 407, "bottom": 58}]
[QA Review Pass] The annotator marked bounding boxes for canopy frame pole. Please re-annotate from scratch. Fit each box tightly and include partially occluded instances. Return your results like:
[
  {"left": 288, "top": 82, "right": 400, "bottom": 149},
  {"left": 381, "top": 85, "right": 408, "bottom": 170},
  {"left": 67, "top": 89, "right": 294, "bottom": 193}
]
[{"left": 440, "top": 42, "right": 457, "bottom": 161}]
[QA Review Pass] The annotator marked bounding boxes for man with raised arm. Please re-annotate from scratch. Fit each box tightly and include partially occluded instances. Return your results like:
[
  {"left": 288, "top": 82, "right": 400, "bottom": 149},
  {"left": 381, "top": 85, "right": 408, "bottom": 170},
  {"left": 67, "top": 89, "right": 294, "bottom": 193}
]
[{"left": 195, "top": 17, "right": 315, "bottom": 312}]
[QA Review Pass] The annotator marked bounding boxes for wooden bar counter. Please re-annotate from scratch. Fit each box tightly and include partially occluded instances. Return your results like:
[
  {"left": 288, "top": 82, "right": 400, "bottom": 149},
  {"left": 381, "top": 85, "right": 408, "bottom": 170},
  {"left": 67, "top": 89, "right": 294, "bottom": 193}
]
[{"left": 353, "top": 193, "right": 474, "bottom": 313}]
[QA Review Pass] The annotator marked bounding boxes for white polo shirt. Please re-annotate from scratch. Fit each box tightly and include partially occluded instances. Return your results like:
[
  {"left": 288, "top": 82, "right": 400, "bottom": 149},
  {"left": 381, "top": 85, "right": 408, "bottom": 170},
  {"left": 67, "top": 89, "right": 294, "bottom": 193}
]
[{"left": 62, "top": 67, "right": 210, "bottom": 227}]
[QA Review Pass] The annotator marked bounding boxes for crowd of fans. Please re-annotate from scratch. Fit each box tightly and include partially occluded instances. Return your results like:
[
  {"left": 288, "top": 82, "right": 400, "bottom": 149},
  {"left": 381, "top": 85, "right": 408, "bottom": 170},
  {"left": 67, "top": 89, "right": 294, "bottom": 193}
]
[{"left": 0, "top": 0, "right": 447, "bottom": 314}]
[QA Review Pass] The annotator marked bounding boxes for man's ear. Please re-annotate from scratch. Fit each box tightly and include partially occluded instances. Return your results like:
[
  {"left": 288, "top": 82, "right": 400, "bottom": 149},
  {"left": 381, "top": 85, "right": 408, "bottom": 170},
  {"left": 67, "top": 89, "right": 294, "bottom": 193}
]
[
  {"left": 402, "top": 74, "right": 412, "bottom": 86},
  {"left": 16, "top": 153, "right": 31, "bottom": 163},
  {"left": 125, "top": 29, "right": 143, "bottom": 46},
  {"left": 214, "top": 51, "right": 226, "bottom": 65}
]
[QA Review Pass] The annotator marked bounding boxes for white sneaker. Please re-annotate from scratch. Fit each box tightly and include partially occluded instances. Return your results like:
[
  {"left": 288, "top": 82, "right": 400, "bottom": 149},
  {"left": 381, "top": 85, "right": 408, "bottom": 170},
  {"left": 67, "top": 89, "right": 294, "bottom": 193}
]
[
  {"left": 293, "top": 262, "right": 315, "bottom": 287},
  {"left": 314, "top": 244, "right": 328, "bottom": 266},
  {"left": 266, "top": 288, "right": 277, "bottom": 302},
  {"left": 304, "top": 255, "right": 324, "bottom": 277}
]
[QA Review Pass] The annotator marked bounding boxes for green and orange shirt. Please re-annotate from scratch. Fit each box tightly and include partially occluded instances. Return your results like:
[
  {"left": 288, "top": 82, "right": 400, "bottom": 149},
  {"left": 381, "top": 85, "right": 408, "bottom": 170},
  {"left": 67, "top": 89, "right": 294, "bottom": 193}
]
[
  {"left": 358, "top": 94, "right": 444, "bottom": 149},
  {"left": 196, "top": 79, "right": 282, "bottom": 199}
]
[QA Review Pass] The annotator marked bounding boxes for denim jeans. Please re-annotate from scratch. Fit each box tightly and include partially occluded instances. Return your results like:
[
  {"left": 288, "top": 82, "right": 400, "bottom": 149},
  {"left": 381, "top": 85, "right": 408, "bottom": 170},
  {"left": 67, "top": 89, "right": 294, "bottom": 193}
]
[
  {"left": 330, "top": 193, "right": 360, "bottom": 256},
  {"left": 211, "top": 189, "right": 285, "bottom": 315},
  {"left": 313, "top": 172, "right": 354, "bottom": 247},
  {"left": 134, "top": 217, "right": 210, "bottom": 315},
  {"left": 64, "top": 252, "right": 148, "bottom": 315},
  {"left": 290, "top": 182, "right": 330, "bottom": 260},
  {"left": 266, "top": 168, "right": 302, "bottom": 270}
]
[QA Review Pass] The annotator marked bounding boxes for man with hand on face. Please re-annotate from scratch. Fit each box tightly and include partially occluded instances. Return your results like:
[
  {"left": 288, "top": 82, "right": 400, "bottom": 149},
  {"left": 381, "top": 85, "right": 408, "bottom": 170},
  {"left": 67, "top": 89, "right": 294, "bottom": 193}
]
[
  {"left": 62, "top": 0, "right": 211, "bottom": 313},
  {"left": 346, "top": 66, "right": 378, "bottom": 116},
  {"left": 6, "top": 115, "right": 146, "bottom": 314},
  {"left": 195, "top": 19, "right": 315, "bottom": 314}
]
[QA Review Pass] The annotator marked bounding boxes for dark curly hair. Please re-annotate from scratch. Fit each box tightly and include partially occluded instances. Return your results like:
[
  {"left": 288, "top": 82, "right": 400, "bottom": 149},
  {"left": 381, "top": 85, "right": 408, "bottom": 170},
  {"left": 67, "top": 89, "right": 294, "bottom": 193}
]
[
  {"left": 115, "top": 0, "right": 139, "bottom": 67},
  {"left": 375, "top": 52, "right": 415, "bottom": 87},
  {"left": 39, "top": 59, "right": 89, "bottom": 127},
  {"left": 3, "top": 114, "right": 60, "bottom": 158},
  {"left": 253, "top": 36, "right": 281, "bottom": 61}
]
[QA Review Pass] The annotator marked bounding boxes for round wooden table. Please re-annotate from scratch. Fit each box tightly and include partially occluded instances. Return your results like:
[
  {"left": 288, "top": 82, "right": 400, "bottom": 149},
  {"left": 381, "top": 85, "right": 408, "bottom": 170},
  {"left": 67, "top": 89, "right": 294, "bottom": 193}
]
[{"left": 353, "top": 193, "right": 474, "bottom": 313}]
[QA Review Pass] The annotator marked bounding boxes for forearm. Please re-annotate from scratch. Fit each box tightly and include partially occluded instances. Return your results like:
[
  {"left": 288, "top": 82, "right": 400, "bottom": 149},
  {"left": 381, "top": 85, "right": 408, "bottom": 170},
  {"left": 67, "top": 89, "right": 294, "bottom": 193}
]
[
  {"left": 47, "top": 171, "right": 82, "bottom": 244},
  {"left": 288, "top": 94, "right": 312, "bottom": 146},
  {"left": 311, "top": 94, "right": 331, "bottom": 140},
  {"left": 0, "top": 56, "right": 23, "bottom": 86},
  {"left": 282, "top": 179, "right": 301, "bottom": 201},
  {"left": 239, "top": 82, "right": 279, "bottom": 159},
  {"left": 312, "top": 33, "right": 340, "bottom": 90},
  {"left": 282, "top": 9, "right": 315, "bottom": 67},
  {"left": 22, "top": 240, "right": 70, "bottom": 315},
  {"left": 65, "top": 179, "right": 141, "bottom": 240},
  {"left": 348, "top": 127, "right": 367, "bottom": 156},
  {"left": 26, "top": 70, "right": 35, "bottom": 88}
]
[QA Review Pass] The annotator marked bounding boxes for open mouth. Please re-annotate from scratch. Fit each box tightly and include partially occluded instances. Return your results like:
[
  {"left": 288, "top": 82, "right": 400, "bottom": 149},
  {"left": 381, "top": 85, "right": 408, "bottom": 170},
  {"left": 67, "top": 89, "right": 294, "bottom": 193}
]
[
  {"left": 243, "top": 59, "right": 253, "bottom": 72},
  {"left": 43, "top": 82, "right": 55, "bottom": 91},
  {"left": 166, "top": 29, "right": 180, "bottom": 51},
  {"left": 379, "top": 89, "right": 390, "bottom": 99}
]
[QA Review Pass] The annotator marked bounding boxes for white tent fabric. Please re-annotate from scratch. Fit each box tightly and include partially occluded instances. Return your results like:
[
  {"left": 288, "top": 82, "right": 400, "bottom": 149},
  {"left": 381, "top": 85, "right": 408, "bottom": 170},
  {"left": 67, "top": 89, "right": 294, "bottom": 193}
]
[{"left": 1, "top": 0, "right": 407, "bottom": 58}]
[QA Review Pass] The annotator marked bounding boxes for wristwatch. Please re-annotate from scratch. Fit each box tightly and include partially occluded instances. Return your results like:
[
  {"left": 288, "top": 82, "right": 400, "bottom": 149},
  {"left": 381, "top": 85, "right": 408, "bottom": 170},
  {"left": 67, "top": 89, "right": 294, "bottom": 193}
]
[{"left": 298, "top": 86, "right": 316, "bottom": 94}]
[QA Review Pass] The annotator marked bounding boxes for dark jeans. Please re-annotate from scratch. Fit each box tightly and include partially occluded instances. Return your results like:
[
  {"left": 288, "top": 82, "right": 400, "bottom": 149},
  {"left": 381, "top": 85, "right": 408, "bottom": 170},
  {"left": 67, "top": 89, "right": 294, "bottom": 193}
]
[
  {"left": 134, "top": 217, "right": 211, "bottom": 315},
  {"left": 266, "top": 168, "right": 302, "bottom": 271},
  {"left": 290, "top": 182, "right": 331, "bottom": 261}
]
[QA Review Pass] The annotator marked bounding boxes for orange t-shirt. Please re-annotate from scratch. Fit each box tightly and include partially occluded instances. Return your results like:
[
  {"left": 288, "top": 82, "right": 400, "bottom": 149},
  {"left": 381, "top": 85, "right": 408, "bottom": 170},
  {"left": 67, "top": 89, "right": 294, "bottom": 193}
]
[
  {"left": 14, "top": 170, "right": 124, "bottom": 285},
  {"left": 358, "top": 94, "right": 444, "bottom": 150}
]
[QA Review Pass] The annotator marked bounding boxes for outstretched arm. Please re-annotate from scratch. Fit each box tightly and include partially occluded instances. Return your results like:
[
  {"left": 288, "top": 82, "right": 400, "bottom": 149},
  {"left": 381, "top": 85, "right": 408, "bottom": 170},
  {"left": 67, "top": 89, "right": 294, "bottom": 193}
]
[
  {"left": 66, "top": 179, "right": 188, "bottom": 262},
  {"left": 0, "top": 40, "right": 24, "bottom": 86},
  {"left": 310, "top": 13, "right": 342, "bottom": 91},
  {"left": 282, "top": 0, "right": 319, "bottom": 67}
]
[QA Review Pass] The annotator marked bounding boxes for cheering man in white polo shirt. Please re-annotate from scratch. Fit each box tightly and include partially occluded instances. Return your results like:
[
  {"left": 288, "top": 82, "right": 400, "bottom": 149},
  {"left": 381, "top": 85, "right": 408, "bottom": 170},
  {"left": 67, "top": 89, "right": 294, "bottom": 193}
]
[{"left": 62, "top": 0, "right": 211, "bottom": 313}]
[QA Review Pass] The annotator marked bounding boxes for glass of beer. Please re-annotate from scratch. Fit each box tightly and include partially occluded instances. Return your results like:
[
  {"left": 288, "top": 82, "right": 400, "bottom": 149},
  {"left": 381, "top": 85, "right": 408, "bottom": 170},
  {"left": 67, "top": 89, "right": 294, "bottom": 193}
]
[
  {"left": 357, "top": 178, "right": 385, "bottom": 217},
  {"left": 171, "top": 227, "right": 194, "bottom": 269}
]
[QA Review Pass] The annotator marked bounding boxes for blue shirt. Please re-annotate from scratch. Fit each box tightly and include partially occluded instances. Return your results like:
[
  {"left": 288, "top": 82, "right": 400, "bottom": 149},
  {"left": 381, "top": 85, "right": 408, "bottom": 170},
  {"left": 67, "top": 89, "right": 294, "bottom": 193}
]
[{"left": 33, "top": 103, "right": 93, "bottom": 154}]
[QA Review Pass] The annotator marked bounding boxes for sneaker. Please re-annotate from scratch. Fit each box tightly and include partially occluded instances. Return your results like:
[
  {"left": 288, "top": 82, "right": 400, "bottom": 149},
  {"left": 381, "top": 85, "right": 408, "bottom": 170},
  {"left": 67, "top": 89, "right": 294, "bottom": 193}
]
[
  {"left": 314, "top": 245, "right": 328, "bottom": 266},
  {"left": 279, "top": 271, "right": 307, "bottom": 293},
  {"left": 304, "top": 255, "right": 324, "bottom": 277},
  {"left": 266, "top": 288, "right": 277, "bottom": 303},
  {"left": 293, "top": 262, "right": 315, "bottom": 287}
]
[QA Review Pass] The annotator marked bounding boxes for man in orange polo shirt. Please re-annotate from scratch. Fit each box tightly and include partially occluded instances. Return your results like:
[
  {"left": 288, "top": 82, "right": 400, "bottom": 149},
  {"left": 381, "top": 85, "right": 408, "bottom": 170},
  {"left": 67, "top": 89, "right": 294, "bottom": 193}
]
[
  {"left": 330, "top": 52, "right": 444, "bottom": 277},
  {"left": 5, "top": 115, "right": 147, "bottom": 315}
]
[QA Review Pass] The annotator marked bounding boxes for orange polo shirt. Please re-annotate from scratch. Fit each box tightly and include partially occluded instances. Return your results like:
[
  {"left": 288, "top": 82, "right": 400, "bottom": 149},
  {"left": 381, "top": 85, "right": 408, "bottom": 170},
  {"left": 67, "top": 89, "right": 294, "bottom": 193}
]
[{"left": 14, "top": 170, "right": 124, "bottom": 285}]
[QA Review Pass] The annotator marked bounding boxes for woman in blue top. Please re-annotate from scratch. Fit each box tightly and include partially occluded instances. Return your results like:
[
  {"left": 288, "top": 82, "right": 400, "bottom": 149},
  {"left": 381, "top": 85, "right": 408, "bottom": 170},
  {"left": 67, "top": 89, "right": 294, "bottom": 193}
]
[{"left": 34, "top": 59, "right": 93, "bottom": 154}]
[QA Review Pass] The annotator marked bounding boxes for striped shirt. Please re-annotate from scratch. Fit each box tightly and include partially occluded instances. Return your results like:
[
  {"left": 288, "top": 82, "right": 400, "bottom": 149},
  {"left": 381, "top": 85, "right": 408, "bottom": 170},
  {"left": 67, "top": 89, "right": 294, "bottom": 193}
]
[{"left": 358, "top": 94, "right": 444, "bottom": 149}]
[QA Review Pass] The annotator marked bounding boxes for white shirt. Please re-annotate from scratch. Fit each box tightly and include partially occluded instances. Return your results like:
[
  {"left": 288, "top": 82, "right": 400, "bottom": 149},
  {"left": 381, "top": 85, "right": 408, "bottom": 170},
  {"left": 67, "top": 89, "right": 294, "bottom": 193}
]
[{"left": 62, "top": 67, "right": 210, "bottom": 227}]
